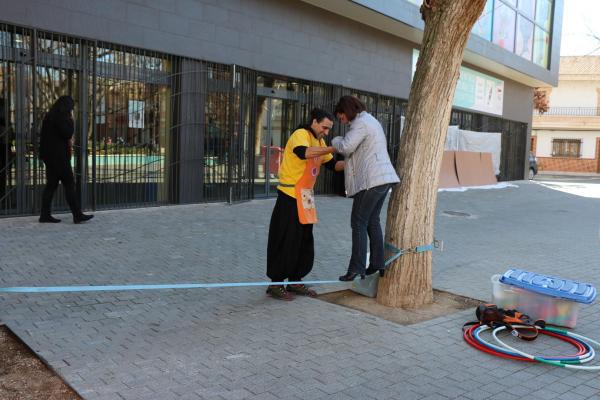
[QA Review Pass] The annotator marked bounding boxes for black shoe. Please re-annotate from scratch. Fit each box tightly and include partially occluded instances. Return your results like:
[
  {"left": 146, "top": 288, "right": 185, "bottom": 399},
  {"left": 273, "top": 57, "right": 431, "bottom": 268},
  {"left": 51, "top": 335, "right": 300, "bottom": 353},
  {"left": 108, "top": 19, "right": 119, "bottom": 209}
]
[
  {"left": 366, "top": 266, "right": 385, "bottom": 277},
  {"left": 339, "top": 271, "right": 365, "bottom": 282},
  {"left": 39, "top": 215, "right": 61, "bottom": 223},
  {"left": 73, "top": 214, "right": 94, "bottom": 224}
]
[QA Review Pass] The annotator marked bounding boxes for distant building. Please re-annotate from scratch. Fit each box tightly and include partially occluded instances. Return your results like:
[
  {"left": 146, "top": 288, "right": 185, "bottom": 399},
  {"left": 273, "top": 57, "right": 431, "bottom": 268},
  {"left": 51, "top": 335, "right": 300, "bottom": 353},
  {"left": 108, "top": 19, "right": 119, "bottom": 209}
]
[
  {"left": 532, "top": 56, "right": 600, "bottom": 173},
  {"left": 1, "top": 0, "right": 564, "bottom": 217}
]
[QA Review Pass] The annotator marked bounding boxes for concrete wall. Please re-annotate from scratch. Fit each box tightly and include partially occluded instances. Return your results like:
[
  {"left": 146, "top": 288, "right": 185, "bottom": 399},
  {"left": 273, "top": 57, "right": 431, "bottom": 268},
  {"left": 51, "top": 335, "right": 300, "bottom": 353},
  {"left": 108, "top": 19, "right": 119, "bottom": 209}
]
[
  {"left": 502, "top": 77, "right": 534, "bottom": 125},
  {"left": 534, "top": 129, "right": 599, "bottom": 158},
  {"left": 550, "top": 81, "right": 600, "bottom": 108},
  {"left": 0, "top": 0, "right": 414, "bottom": 99},
  {"left": 352, "top": 0, "right": 564, "bottom": 87},
  {"left": 0, "top": 0, "right": 535, "bottom": 125}
]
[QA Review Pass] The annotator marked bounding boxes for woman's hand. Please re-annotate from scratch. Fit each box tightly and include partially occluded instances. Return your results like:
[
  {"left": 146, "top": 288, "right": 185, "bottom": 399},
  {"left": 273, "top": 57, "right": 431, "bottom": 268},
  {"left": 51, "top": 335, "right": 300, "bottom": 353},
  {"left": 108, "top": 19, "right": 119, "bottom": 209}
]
[{"left": 335, "top": 160, "right": 345, "bottom": 171}]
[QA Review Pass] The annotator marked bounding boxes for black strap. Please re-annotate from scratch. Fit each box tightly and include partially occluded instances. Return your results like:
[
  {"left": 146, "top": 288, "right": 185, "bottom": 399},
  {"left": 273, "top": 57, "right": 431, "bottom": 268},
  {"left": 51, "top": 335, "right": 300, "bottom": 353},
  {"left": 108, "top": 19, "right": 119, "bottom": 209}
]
[{"left": 469, "top": 304, "right": 542, "bottom": 341}]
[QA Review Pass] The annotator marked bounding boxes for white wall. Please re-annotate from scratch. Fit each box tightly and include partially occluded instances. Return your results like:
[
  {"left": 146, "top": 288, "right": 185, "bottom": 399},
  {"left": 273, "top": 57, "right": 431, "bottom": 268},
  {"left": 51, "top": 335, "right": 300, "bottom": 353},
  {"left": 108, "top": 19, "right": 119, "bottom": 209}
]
[
  {"left": 534, "top": 129, "right": 599, "bottom": 158},
  {"left": 550, "top": 81, "right": 599, "bottom": 108}
]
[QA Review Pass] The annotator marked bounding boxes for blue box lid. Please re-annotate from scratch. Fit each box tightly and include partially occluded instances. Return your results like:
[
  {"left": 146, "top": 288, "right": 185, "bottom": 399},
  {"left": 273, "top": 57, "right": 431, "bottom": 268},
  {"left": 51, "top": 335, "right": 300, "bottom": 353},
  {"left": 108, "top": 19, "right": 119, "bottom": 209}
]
[{"left": 499, "top": 268, "right": 597, "bottom": 304}]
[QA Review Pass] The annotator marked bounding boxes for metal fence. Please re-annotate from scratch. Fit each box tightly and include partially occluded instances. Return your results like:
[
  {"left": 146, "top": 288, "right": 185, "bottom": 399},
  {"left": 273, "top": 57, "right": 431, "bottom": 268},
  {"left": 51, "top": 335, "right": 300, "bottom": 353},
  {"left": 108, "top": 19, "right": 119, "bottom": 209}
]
[
  {"left": 0, "top": 22, "right": 530, "bottom": 217},
  {"left": 534, "top": 107, "right": 600, "bottom": 116},
  {"left": 91, "top": 41, "right": 174, "bottom": 210},
  {"left": 0, "top": 24, "right": 258, "bottom": 217},
  {"left": 450, "top": 110, "right": 528, "bottom": 181}
]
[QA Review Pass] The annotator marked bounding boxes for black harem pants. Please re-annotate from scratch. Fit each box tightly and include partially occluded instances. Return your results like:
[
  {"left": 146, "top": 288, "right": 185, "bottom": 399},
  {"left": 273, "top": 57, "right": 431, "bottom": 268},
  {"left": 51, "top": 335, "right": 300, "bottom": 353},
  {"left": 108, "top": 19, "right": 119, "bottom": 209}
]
[{"left": 266, "top": 190, "right": 314, "bottom": 282}]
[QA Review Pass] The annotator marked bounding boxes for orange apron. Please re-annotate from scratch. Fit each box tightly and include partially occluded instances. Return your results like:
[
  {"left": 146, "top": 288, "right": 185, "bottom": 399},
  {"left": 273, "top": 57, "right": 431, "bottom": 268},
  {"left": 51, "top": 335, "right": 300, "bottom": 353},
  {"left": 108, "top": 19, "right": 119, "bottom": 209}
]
[{"left": 295, "top": 156, "right": 322, "bottom": 224}]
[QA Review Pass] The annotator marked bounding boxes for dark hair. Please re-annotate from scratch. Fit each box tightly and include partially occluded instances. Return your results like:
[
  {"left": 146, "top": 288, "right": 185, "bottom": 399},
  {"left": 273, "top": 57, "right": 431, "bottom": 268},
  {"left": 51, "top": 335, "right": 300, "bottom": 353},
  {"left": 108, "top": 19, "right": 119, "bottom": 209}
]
[
  {"left": 47, "top": 95, "right": 75, "bottom": 119},
  {"left": 334, "top": 96, "right": 366, "bottom": 121},
  {"left": 309, "top": 108, "right": 334, "bottom": 124},
  {"left": 297, "top": 108, "right": 334, "bottom": 132}
]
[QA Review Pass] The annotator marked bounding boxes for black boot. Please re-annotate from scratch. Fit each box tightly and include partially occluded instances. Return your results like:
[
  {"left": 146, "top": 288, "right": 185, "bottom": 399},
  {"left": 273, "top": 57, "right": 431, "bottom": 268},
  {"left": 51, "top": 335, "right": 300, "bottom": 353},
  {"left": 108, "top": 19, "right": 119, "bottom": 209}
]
[
  {"left": 39, "top": 215, "right": 61, "bottom": 223},
  {"left": 73, "top": 213, "right": 94, "bottom": 224},
  {"left": 339, "top": 271, "right": 365, "bottom": 281},
  {"left": 365, "top": 266, "right": 386, "bottom": 277}
]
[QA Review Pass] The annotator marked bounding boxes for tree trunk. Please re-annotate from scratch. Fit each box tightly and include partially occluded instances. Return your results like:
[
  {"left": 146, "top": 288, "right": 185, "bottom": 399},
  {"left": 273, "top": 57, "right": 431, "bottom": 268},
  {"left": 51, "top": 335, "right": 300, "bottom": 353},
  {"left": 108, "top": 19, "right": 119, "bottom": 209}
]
[{"left": 377, "top": 0, "right": 486, "bottom": 308}]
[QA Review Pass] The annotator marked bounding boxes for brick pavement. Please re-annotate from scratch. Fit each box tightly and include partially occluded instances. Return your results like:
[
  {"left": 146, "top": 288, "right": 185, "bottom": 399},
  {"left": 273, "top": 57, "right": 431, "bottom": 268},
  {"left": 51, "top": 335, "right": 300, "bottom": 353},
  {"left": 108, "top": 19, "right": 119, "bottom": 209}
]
[{"left": 1, "top": 180, "right": 600, "bottom": 399}]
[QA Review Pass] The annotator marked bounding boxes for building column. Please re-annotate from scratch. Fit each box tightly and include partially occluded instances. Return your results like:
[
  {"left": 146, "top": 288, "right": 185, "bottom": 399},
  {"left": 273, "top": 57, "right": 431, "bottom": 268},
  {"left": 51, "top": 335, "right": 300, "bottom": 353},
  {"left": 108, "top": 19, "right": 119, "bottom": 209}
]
[
  {"left": 175, "top": 59, "right": 206, "bottom": 203},
  {"left": 596, "top": 137, "right": 600, "bottom": 173}
]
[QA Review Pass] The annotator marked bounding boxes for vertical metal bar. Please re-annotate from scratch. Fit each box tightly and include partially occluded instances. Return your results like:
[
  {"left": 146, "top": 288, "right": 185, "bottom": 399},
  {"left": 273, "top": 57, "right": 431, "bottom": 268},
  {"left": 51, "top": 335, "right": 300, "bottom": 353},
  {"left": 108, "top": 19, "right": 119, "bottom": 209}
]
[
  {"left": 79, "top": 41, "right": 89, "bottom": 210},
  {"left": 4, "top": 26, "right": 11, "bottom": 214},
  {"left": 118, "top": 45, "right": 123, "bottom": 206},
  {"left": 14, "top": 30, "right": 26, "bottom": 214},
  {"left": 0, "top": 24, "right": 6, "bottom": 214},
  {"left": 91, "top": 41, "right": 97, "bottom": 210},
  {"left": 132, "top": 46, "right": 137, "bottom": 205},
  {"left": 265, "top": 97, "right": 271, "bottom": 196},
  {"left": 227, "top": 64, "right": 235, "bottom": 204},
  {"left": 169, "top": 57, "right": 179, "bottom": 204},
  {"left": 31, "top": 28, "right": 37, "bottom": 215}
]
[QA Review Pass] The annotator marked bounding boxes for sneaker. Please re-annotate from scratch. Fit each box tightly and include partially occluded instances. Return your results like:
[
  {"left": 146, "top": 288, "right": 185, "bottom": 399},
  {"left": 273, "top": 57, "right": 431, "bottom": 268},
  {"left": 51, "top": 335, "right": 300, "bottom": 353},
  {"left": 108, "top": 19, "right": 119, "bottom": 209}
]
[
  {"left": 286, "top": 283, "right": 317, "bottom": 297},
  {"left": 266, "top": 285, "right": 294, "bottom": 301}
]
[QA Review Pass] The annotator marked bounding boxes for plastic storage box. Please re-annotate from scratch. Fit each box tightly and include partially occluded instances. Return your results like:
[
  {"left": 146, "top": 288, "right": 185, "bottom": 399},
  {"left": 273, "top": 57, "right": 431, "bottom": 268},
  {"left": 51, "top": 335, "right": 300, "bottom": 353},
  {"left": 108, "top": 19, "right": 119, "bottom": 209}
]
[{"left": 491, "top": 268, "right": 596, "bottom": 328}]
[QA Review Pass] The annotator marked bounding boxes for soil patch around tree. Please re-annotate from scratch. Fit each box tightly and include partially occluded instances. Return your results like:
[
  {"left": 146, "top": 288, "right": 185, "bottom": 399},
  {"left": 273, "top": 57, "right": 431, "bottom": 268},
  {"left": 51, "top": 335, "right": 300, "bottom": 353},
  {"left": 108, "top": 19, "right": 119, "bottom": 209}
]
[
  {"left": 0, "top": 325, "right": 82, "bottom": 400},
  {"left": 318, "top": 289, "right": 481, "bottom": 325}
]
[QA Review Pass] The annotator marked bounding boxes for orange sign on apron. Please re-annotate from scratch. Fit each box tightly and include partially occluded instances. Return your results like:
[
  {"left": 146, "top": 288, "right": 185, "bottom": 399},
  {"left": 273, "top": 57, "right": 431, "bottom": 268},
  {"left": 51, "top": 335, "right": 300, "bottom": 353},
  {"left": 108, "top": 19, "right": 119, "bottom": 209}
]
[{"left": 295, "top": 156, "right": 322, "bottom": 224}]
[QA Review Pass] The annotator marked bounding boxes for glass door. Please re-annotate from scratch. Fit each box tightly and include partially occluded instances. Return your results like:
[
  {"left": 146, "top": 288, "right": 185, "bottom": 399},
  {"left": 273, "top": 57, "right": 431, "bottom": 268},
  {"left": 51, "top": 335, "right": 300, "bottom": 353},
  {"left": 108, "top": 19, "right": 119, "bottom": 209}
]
[{"left": 253, "top": 97, "right": 297, "bottom": 197}]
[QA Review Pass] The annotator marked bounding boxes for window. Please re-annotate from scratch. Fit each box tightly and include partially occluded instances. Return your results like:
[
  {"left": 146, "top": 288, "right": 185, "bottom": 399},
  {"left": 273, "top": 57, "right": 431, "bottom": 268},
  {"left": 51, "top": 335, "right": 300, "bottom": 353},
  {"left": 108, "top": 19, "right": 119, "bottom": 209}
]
[
  {"left": 552, "top": 139, "right": 581, "bottom": 157},
  {"left": 518, "top": 0, "right": 535, "bottom": 18},
  {"left": 536, "top": 0, "right": 552, "bottom": 30},
  {"left": 470, "top": 0, "right": 553, "bottom": 68},
  {"left": 515, "top": 16, "right": 534, "bottom": 60},
  {"left": 473, "top": 0, "right": 493, "bottom": 40},
  {"left": 533, "top": 26, "right": 549, "bottom": 67},
  {"left": 492, "top": 2, "right": 516, "bottom": 52}
]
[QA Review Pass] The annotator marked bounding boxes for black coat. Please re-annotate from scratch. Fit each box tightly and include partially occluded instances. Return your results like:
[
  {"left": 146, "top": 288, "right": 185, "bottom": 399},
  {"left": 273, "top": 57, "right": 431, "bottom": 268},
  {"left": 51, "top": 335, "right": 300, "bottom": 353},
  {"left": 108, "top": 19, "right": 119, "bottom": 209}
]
[{"left": 39, "top": 112, "right": 74, "bottom": 166}]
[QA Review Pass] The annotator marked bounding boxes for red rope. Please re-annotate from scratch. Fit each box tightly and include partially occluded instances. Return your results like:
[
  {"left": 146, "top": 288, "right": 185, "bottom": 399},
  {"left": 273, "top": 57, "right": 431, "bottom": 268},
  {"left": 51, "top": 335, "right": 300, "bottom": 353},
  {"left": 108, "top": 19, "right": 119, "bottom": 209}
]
[{"left": 463, "top": 324, "right": 586, "bottom": 361}]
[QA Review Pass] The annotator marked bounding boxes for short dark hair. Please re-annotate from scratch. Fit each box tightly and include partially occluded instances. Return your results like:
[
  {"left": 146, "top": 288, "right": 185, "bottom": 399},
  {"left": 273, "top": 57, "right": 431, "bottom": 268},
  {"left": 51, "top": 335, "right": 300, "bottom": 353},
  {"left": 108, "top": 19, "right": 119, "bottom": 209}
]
[
  {"left": 309, "top": 108, "right": 334, "bottom": 124},
  {"left": 334, "top": 96, "right": 366, "bottom": 121}
]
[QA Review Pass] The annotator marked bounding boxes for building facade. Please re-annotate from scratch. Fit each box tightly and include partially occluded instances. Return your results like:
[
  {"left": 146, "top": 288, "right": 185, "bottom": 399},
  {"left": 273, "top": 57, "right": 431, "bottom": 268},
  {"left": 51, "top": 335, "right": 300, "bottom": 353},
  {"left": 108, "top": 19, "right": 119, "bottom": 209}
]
[
  {"left": 532, "top": 56, "right": 600, "bottom": 173},
  {"left": 0, "top": 0, "right": 563, "bottom": 217}
]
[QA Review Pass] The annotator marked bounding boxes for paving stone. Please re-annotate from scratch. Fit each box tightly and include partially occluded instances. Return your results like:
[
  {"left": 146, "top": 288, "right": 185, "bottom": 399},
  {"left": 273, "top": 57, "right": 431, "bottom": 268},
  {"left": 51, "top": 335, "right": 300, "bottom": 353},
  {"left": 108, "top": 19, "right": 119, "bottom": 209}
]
[{"left": 1, "top": 181, "right": 600, "bottom": 399}]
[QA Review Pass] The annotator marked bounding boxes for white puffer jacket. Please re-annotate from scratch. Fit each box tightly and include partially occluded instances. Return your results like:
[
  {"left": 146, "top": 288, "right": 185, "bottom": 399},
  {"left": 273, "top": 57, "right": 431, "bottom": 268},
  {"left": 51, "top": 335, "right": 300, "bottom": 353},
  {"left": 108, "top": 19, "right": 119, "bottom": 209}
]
[{"left": 331, "top": 111, "right": 400, "bottom": 197}]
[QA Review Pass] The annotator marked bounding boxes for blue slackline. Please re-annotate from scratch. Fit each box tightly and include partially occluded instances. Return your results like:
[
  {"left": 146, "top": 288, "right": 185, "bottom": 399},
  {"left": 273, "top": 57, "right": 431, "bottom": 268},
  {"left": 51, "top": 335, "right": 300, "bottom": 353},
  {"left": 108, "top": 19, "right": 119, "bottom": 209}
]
[
  {"left": 0, "top": 242, "right": 435, "bottom": 294},
  {"left": 0, "top": 280, "right": 340, "bottom": 293}
]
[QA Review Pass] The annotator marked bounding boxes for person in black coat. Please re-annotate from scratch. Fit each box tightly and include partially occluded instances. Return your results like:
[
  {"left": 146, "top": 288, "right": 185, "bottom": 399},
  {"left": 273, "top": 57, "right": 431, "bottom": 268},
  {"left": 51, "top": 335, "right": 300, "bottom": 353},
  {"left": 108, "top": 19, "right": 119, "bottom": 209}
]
[{"left": 39, "top": 96, "right": 93, "bottom": 224}]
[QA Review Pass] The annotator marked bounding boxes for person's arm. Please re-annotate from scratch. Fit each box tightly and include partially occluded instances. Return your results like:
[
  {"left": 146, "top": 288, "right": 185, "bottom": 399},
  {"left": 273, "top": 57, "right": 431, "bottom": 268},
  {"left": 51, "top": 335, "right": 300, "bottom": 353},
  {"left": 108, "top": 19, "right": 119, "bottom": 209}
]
[
  {"left": 293, "top": 145, "right": 336, "bottom": 160},
  {"left": 306, "top": 145, "right": 336, "bottom": 158},
  {"left": 331, "top": 122, "right": 367, "bottom": 157}
]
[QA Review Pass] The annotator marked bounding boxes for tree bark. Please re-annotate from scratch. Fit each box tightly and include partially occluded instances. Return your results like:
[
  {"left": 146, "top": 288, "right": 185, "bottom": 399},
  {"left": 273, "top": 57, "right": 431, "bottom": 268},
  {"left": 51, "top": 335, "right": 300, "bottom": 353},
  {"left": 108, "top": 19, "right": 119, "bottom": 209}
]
[{"left": 377, "top": 0, "right": 486, "bottom": 308}]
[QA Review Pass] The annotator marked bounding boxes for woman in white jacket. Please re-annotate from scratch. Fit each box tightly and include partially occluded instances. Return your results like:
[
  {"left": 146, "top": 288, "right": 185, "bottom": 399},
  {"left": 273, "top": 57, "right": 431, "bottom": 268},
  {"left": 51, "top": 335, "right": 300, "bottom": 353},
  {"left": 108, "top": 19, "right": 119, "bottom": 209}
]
[{"left": 331, "top": 96, "right": 400, "bottom": 281}]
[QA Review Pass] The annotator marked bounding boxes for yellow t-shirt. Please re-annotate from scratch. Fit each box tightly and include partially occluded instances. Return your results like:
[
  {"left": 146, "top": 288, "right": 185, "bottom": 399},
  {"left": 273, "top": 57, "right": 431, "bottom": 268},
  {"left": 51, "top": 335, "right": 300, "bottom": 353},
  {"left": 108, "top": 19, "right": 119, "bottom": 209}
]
[{"left": 277, "top": 128, "right": 333, "bottom": 198}]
